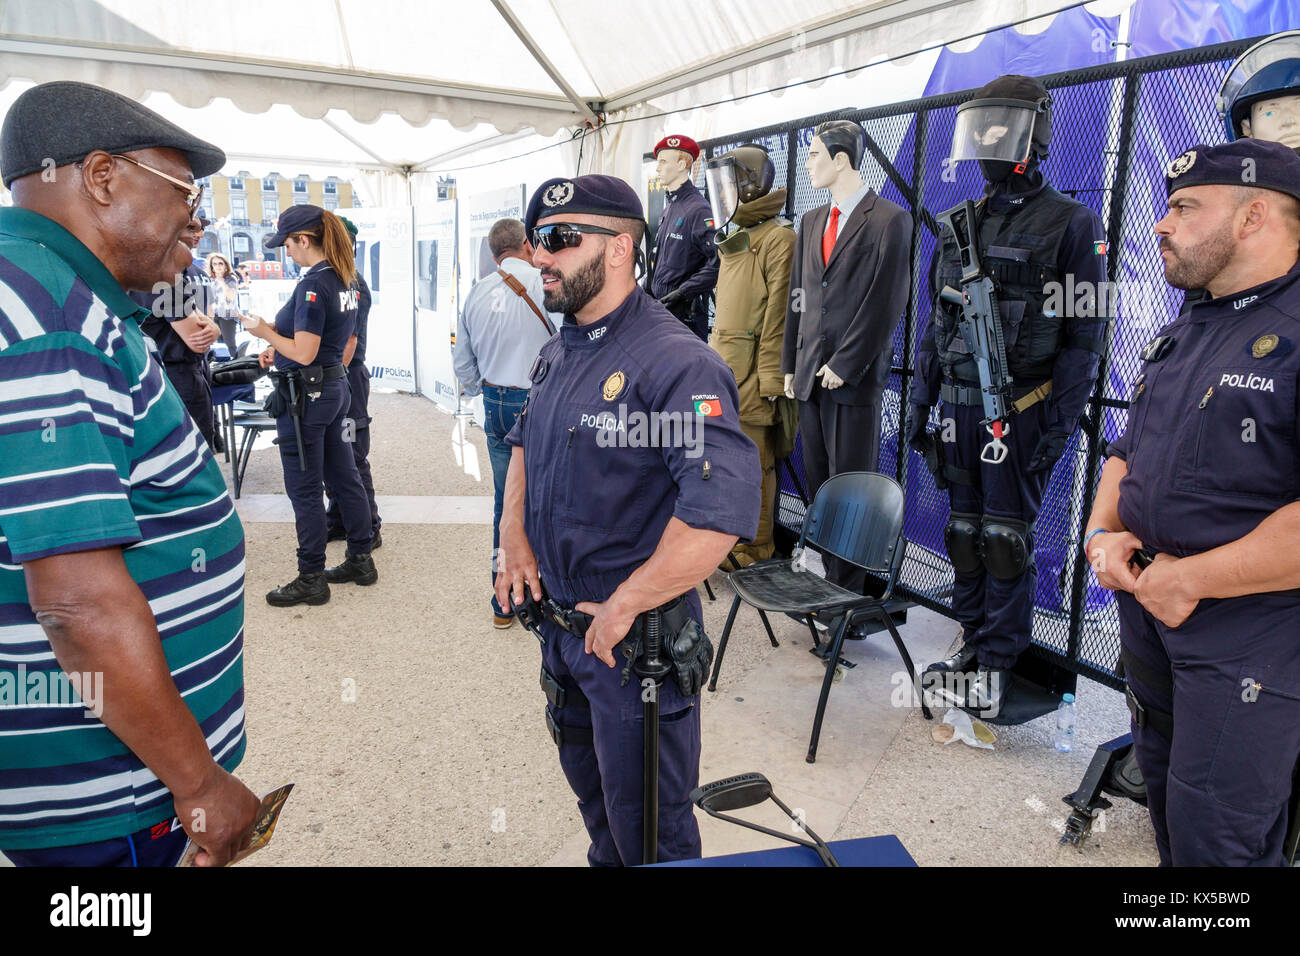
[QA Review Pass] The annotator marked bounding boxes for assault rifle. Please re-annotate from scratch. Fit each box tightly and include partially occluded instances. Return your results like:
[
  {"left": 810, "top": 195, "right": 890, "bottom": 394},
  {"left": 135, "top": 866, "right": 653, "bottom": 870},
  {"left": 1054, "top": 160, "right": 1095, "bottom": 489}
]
[{"left": 936, "top": 200, "right": 1014, "bottom": 464}]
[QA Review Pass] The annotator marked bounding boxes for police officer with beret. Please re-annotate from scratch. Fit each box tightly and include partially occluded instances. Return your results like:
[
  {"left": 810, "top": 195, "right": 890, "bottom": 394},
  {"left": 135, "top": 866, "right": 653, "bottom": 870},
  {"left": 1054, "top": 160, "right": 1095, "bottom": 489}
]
[
  {"left": 243, "top": 204, "right": 378, "bottom": 606},
  {"left": 908, "top": 75, "right": 1110, "bottom": 714},
  {"left": 325, "top": 216, "right": 381, "bottom": 551},
  {"left": 129, "top": 214, "right": 222, "bottom": 449},
  {"left": 1087, "top": 139, "right": 1300, "bottom": 866},
  {"left": 495, "top": 174, "right": 760, "bottom": 865},
  {"left": 646, "top": 135, "right": 719, "bottom": 341}
]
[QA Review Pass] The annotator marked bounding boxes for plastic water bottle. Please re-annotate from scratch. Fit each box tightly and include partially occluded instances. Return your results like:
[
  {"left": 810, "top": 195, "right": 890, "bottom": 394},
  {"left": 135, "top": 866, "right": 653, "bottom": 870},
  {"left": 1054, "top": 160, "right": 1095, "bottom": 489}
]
[{"left": 1054, "top": 693, "right": 1076, "bottom": 752}]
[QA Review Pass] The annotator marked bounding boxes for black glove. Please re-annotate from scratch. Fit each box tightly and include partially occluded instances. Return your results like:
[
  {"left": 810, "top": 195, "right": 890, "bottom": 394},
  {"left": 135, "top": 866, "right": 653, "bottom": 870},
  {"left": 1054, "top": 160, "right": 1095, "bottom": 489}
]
[
  {"left": 658, "top": 289, "right": 685, "bottom": 310},
  {"left": 905, "top": 404, "right": 931, "bottom": 452},
  {"left": 1028, "top": 429, "right": 1071, "bottom": 472},
  {"left": 666, "top": 616, "right": 713, "bottom": 697}
]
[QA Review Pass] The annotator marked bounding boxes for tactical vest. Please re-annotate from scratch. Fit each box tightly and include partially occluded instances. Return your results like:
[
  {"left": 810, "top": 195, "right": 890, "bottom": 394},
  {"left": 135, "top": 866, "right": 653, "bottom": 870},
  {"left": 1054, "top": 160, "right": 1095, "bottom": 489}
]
[{"left": 934, "top": 185, "right": 1080, "bottom": 383}]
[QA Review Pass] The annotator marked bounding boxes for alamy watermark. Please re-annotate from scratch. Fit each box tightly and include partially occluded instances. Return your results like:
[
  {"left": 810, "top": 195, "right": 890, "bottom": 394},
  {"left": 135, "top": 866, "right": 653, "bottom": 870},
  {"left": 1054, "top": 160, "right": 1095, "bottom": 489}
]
[
  {"left": 0, "top": 665, "right": 104, "bottom": 718},
  {"left": 591, "top": 404, "right": 705, "bottom": 459}
]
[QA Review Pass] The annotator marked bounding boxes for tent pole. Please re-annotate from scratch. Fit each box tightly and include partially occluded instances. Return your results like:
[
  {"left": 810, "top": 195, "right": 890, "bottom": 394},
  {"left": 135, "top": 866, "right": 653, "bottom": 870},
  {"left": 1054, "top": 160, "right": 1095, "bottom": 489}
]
[
  {"left": 406, "top": 166, "right": 421, "bottom": 398},
  {"left": 490, "top": 0, "right": 599, "bottom": 126}
]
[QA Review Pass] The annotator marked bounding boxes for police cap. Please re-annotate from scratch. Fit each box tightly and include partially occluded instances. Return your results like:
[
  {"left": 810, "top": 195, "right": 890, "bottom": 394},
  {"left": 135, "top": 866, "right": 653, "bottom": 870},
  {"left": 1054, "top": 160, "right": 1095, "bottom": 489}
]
[{"left": 264, "top": 204, "right": 326, "bottom": 248}]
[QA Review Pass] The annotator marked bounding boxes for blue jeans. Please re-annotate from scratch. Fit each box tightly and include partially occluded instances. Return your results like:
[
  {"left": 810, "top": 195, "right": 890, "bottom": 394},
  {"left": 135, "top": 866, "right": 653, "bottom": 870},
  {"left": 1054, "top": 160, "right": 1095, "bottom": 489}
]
[{"left": 483, "top": 384, "right": 527, "bottom": 616}]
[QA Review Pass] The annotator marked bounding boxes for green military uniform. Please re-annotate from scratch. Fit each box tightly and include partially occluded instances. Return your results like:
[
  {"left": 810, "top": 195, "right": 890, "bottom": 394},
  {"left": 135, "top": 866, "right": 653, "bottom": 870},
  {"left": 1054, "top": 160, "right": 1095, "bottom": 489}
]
[{"left": 710, "top": 188, "right": 797, "bottom": 565}]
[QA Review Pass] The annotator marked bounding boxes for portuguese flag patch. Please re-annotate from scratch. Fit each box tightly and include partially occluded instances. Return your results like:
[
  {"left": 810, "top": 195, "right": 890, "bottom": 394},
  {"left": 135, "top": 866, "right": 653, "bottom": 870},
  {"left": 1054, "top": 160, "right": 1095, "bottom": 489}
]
[
  {"left": 305, "top": 291, "right": 317, "bottom": 302},
  {"left": 694, "top": 398, "right": 723, "bottom": 417}
]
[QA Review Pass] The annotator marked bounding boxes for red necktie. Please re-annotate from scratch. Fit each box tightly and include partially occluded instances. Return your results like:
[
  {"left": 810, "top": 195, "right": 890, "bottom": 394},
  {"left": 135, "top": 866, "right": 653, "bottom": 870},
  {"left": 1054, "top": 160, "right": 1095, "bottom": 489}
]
[{"left": 822, "top": 205, "right": 840, "bottom": 266}]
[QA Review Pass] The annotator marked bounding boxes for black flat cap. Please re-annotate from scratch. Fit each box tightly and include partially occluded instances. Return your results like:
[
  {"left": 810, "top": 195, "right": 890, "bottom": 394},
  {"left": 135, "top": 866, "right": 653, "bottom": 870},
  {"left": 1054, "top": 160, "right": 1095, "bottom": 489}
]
[
  {"left": 525, "top": 175, "right": 644, "bottom": 235},
  {"left": 1166, "top": 139, "right": 1300, "bottom": 203},
  {"left": 1, "top": 81, "right": 226, "bottom": 188}
]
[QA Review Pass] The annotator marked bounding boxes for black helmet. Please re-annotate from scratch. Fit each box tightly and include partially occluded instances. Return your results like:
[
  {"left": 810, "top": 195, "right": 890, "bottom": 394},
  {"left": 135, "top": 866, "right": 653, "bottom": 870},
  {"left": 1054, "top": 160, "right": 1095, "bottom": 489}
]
[
  {"left": 960, "top": 73, "right": 1053, "bottom": 161},
  {"left": 812, "top": 119, "right": 866, "bottom": 170}
]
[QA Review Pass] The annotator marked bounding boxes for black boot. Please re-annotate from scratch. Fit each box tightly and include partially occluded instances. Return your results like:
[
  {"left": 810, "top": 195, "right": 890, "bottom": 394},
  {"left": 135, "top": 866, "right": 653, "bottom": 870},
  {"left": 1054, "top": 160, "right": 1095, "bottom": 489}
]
[
  {"left": 925, "top": 643, "right": 978, "bottom": 675},
  {"left": 266, "top": 572, "right": 330, "bottom": 607},
  {"left": 370, "top": 529, "right": 382, "bottom": 551},
  {"left": 325, "top": 551, "right": 378, "bottom": 586}
]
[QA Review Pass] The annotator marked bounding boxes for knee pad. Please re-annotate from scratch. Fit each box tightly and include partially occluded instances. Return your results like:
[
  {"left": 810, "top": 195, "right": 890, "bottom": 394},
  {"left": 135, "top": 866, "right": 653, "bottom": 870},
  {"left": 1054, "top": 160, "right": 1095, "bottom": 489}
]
[
  {"left": 944, "top": 512, "right": 983, "bottom": 576},
  {"left": 980, "top": 517, "right": 1031, "bottom": 580}
]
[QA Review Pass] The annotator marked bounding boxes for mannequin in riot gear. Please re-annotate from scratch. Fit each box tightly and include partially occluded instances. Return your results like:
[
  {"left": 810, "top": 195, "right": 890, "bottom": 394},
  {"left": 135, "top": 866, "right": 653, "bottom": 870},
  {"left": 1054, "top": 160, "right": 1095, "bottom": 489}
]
[
  {"left": 707, "top": 144, "right": 798, "bottom": 567},
  {"left": 1218, "top": 30, "right": 1300, "bottom": 151},
  {"left": 646, "top": 135, "right": 718, "bottom": 340},
  {"left": 907, "top": 75, "right": 1109, "bottom": 715},
  {"left": 782, "top": 119, "right": 913, "bottom": 595}
]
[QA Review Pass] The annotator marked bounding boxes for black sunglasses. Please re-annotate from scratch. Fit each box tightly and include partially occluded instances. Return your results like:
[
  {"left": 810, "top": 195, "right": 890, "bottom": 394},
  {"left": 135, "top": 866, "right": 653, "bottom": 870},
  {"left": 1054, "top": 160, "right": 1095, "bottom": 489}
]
[{"left": 531, "top": 222, "right": 622, "bottom": 253}]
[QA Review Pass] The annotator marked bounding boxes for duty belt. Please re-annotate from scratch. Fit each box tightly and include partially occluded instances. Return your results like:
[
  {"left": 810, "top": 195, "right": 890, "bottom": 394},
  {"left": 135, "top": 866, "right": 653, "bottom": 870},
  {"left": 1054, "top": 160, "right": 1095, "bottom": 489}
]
[
  {"left": 941, "top": 378, "right": 1053, "bottom": 415},
  {"left": 510, "top": 591, "right": 593, "bottom": 646}
]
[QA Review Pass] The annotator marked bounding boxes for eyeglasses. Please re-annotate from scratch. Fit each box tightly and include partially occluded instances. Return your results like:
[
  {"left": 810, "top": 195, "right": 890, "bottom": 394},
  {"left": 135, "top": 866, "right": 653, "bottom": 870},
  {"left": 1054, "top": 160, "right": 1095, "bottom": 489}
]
[
  {"left": 531, "top": 222, "right": 623, "bottom": 254},
  {"left": 110, "top": 154, "right": 204, "bottom": 216}
]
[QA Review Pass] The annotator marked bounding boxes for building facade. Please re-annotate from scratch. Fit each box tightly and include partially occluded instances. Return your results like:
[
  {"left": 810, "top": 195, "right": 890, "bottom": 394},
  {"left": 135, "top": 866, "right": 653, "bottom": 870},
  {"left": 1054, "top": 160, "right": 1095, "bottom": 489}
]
[{"left": 199, "top": 172, "right": 356, "bottom": 268}]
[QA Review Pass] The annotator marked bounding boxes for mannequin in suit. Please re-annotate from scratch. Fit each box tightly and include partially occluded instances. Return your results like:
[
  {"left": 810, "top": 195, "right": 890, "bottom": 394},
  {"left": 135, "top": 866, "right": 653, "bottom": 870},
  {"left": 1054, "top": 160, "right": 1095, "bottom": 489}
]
[{"left": 781, "top": 119, "right": 912, "bottom": 594}]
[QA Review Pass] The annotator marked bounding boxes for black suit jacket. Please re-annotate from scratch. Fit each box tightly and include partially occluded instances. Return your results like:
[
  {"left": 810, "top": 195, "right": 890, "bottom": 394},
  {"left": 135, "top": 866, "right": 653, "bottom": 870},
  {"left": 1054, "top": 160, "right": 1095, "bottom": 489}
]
[{"left": 781, "top": 190, "right": 913, "bottom": 405}]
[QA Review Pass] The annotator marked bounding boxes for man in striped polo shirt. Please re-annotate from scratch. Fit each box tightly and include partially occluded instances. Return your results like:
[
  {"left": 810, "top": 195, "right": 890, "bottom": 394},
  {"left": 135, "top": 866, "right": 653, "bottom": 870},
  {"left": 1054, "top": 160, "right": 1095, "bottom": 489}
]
[{"left": 0, "top": 81, "right": 258, "bottom": 866}]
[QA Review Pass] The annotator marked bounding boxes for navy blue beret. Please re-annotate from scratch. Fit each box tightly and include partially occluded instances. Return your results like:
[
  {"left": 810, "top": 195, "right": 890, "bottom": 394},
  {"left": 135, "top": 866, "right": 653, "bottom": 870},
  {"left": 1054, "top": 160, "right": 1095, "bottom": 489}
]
[
  {"left": 1165, "top": 139, "right": 1300, "bottom": 203},
  {"left": 524, "top": 175, "right": 645, "bottom": 235},
  {"left": 1, "top": 81, "right": 226, "bottom": 188}
]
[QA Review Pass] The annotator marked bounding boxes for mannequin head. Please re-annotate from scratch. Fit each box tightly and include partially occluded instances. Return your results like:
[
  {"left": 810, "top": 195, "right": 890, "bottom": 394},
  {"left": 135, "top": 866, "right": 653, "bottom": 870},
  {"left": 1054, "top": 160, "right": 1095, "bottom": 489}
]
[
  {"left": 807, "top": 132, "right": 865, "bottom": 203},
  {"left": 655, "top": 148, "right": 693, "bottom": 191},
  {"left": 1242, "top": 95, "right": 1300, "bottom": 149},
  {"left": 805, "top": 135, "right": 843, "bottom": 189},
  {"left": 1219, "top": 31, "right": 1300, "bottom": 146}
]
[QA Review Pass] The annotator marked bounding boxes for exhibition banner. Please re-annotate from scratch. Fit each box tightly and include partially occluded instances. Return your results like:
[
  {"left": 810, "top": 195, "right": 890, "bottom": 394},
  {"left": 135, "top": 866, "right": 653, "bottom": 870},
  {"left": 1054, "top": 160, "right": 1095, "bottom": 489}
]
[
  {"left": 414, "top": 200, "right": 459, "bottom": 412},
  {"left": 338, "top": 206, "right": 416, "bottom": 393}
]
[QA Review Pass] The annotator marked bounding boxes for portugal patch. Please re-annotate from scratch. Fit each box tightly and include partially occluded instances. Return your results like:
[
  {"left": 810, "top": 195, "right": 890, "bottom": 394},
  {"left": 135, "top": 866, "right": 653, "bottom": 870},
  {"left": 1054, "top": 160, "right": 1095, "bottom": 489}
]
[
  {"left": 1093, "top": 241, "right": 1108, "bottom": 255},
  {"left": 694, "top": 398, "right": 723, "bottom": 417},
  {"left": 304, "top": 291, "right": 317, "bottom": 303}
]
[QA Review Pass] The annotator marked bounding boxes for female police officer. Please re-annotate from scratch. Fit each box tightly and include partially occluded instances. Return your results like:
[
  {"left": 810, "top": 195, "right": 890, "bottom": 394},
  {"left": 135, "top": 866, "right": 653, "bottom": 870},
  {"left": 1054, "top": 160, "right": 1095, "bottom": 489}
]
[{"left": 244, "top": 204, "right": 377, "bottom": 606}]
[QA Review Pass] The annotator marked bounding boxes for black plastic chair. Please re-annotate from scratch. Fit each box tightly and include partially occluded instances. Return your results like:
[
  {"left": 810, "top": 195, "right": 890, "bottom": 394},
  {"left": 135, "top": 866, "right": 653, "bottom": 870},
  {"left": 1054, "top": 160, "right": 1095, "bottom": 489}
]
[
  {"left": 229, "top": 400, "right": 276, "bottom": 498},
  {"left": 708, "top": 471, "right": 932, "bottom": 762}
]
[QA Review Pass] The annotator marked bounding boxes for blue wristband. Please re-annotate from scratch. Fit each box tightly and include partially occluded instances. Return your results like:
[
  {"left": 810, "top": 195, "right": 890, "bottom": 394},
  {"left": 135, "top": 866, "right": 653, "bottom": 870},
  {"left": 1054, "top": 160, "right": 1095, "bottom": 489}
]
[{"left": 1082, "top": 528, "right": 1109, "bottom": 554}]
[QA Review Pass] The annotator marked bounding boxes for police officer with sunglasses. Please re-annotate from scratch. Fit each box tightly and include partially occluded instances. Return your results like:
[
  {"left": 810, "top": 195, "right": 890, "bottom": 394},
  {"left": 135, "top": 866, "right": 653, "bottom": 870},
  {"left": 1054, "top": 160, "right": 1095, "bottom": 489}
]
[{"left": 495, "top": 175, "right": 760, "bottom": 865}]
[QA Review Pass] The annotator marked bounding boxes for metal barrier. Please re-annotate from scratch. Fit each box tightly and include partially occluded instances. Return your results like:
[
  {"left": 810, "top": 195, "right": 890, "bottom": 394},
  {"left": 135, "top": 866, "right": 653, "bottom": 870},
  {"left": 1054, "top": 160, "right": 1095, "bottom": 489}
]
[{"left": 653, "top": 37, "right": 1263, "bottom": 693}]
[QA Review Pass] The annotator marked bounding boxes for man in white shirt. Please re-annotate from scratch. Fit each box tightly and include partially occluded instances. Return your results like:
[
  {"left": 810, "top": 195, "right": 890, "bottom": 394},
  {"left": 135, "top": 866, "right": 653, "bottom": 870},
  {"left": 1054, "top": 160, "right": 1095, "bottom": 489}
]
[{"left": 455, "top": 218, "right": 561, "bottom": 628}]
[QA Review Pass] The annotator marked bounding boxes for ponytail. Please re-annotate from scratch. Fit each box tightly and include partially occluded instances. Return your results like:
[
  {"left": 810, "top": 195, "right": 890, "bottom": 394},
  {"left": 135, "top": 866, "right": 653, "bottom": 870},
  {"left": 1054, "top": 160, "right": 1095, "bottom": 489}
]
[{"left": 318, "top": 210, "right": 357, "bottom": 288}]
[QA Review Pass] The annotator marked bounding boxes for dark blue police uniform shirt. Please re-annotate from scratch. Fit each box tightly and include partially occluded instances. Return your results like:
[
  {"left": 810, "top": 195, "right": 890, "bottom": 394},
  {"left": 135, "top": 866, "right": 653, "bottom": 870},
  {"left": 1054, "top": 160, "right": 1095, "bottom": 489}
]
[
  {"left": 1109, "top": 256, "right": 1300, "bottom": 559},
  {"left": 129, "top": 262, "right": 211, "bottom": 365},
  {"left": 353, "top": 274, "right": 372, "bottom": 365},
  {"left": 649, "top": 179, "right": 719, "bottom": 301},
  {"left": 504, "top": 286, "right": 760, "bottom": 606},
  {"left": 273, "top": 260, "right": 357, "bottom": 370}
]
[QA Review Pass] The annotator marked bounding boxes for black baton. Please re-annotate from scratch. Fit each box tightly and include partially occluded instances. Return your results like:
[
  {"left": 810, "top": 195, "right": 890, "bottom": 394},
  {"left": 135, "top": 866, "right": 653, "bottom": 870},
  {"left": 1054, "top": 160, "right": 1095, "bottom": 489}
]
[
  {"left": 284, "top": 373, "right": 307, "bottom": 466},
  {"left": 634, "top": 608, "right": 672, "bottom": 865}
]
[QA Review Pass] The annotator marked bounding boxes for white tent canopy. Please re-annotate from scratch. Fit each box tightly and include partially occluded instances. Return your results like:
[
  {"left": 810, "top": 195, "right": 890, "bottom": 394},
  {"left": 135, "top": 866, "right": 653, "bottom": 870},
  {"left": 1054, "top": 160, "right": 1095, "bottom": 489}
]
[{"left": 0, "top": 0, "right": 1121, "bottom": 185}]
